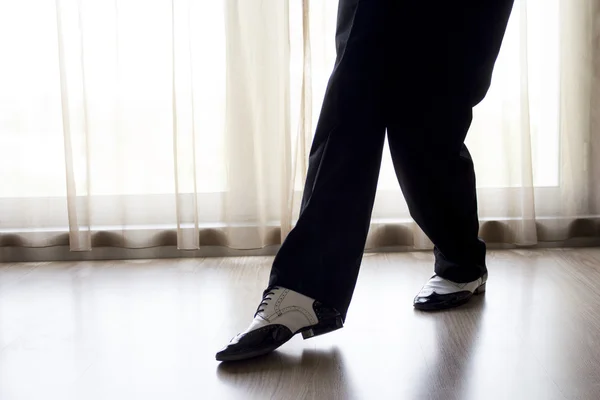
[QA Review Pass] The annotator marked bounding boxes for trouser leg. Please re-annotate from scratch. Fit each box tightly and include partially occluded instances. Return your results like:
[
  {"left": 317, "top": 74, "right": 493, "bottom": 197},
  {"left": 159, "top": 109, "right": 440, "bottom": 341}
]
[
  {"left": 386, "top": 0, "right": 514, "bottom": 282},
  {"left": 269, "top": 0, "right": 388, "bottom": 319}
]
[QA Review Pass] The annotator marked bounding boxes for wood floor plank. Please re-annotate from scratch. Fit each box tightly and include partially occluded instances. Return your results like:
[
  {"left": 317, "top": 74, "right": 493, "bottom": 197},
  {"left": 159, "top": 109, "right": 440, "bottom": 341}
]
[{"left": 1, "top": 249, "right": 600, "bottom": 399}]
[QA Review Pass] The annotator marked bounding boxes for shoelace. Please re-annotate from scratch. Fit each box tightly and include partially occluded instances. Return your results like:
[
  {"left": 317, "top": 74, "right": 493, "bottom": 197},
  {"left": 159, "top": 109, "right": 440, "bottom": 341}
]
[{"left": 254, "top": 286, "right": 279, "bottom": 317}]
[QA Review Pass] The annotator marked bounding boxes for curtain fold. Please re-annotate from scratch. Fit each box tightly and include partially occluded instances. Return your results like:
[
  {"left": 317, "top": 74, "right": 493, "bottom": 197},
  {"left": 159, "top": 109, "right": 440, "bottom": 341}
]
[
  {"left": 172, "top": 0, "right": 201, "bottom": 250},
  {"left": 222, "top": 0, "right": 290, "bottom": 249},
  {"left": 0, "top": 0, "right": 599, "bottom": 259},
  {"left": 283, "top": 0, "right": 312, "bottom": 240},
  {"left": 55, "top": 0, "right": 94, "bottom": 251}
]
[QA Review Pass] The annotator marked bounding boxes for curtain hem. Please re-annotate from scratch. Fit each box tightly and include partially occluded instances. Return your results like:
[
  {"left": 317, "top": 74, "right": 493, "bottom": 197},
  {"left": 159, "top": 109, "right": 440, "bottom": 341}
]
[
  {"left": 2, "top": 216, "right": 599, "bottom": 263},
  {"left": 2, "top": 239, "right": 599, "bottom": 264}
]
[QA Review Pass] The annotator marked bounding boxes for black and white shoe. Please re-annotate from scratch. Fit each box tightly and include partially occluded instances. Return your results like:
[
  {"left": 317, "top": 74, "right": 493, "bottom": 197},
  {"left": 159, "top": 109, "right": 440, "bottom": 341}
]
[
  {"left": 216, "top": 287, "right": 343, "bottom": 362},
  {"left": 413, "top": 273, "right": 487, "bottom": 311}
]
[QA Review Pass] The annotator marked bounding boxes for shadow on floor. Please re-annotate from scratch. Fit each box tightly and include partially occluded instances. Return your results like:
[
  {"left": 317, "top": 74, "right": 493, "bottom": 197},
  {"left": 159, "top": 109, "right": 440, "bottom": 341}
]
[{"left": 217, "top": 347, "right": 357, "bottom": 398}]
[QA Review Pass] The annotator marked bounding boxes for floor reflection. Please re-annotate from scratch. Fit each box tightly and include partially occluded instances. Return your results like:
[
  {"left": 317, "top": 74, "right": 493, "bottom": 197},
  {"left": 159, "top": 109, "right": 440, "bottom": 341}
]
[{"left": 413, "top": 294, "right": 486, "bottom": 400}]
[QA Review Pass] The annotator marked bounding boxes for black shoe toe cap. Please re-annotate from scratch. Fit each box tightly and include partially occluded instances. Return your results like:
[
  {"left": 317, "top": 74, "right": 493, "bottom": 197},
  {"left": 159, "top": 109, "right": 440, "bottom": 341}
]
[
  {"left": 216, "top": 324, "right": 294, "bottom": 362},
  {"left": 413, "top": 291, "right": 473, "bottom": 311}
]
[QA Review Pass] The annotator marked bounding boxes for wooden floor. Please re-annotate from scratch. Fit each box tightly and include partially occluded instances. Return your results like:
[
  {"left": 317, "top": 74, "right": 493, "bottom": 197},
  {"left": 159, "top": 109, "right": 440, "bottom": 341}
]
[{"left": 1, "top": 249, "right": 600, "bottom": 399}]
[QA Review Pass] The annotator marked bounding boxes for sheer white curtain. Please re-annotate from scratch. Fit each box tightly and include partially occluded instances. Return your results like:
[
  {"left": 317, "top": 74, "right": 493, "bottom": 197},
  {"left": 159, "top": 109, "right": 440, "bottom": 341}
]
[
  {"left": 1, "top": 0, "right": 290, "bottom": 251},
  {"left": 0, "top": 0, "right": 598, "bottom": 259}
]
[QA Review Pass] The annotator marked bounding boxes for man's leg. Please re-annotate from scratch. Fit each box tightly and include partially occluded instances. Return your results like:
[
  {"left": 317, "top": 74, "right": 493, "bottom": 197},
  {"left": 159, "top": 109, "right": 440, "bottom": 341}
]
[
  {"left": 385, "top": 1, "right": 515, "bottom": 308},
  {"left": 216, "top": 0, "right": 387, "bottom": 361},
  {"left": 269, "top": 0, "right": 388, "bottom": 320},
  {"left": 388, "top": 107, "right": 486, "bottom": 281}
]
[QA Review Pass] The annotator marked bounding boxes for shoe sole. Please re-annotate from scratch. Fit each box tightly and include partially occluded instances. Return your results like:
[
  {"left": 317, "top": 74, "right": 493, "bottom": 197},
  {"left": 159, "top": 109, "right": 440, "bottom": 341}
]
[
  {"left": 216, "top": 315, "right": 344, "bottom": 362},
  {"left": 413, "top": 282, "right": 487, "bottom": 311}
]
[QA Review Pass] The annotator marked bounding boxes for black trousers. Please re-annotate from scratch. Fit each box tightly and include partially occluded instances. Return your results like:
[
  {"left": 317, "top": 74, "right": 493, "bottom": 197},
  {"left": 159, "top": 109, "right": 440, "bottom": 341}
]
[{"left": 269, "top": 0, "right": 515, "bottom": 320}]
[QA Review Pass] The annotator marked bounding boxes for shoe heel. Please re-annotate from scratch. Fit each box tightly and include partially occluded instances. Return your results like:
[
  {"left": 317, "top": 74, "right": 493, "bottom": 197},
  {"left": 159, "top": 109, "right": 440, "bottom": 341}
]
[
  {"left": 301, "top": 316, "right": 344, "bottom": 340},
  {"left": 475, "top": 282, "right": 486, "bottom": 294}
]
